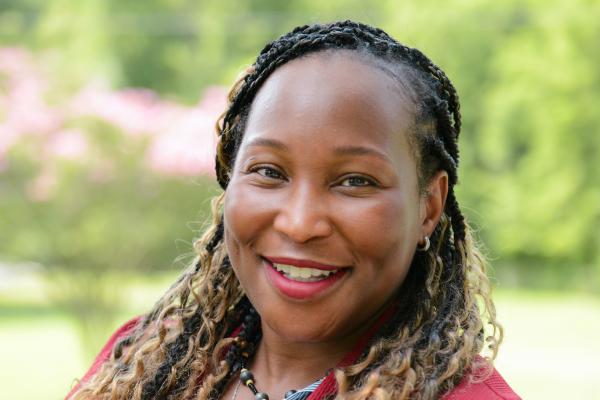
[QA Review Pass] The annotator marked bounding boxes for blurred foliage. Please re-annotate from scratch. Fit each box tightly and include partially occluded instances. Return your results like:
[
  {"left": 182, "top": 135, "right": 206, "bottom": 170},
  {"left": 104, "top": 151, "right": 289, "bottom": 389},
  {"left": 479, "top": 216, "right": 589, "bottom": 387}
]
[
  {"left": 3, "top": 131, "right": 214, "bottom": 272},
  {"left": 0, "top": 43, "right": 223, "bottom": 350},
  {"left": 1, "top": 0, "right": 599, "bottom": 353},
  {"left": 0, "top": 107, "right": 219, "bottom": 349}
]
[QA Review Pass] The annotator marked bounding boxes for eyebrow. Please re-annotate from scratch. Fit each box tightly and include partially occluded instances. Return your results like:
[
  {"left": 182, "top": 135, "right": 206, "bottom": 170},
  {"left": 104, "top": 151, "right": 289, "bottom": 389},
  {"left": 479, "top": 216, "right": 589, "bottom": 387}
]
[
  {"left": 246, "top": 137, "right": 289, "bottom": 150},
  {"left": 332, "top": 144, "right": 390, "bottom": 162},
  {"left": 246, "top": 137, "right": 391, "bottom": 163}
]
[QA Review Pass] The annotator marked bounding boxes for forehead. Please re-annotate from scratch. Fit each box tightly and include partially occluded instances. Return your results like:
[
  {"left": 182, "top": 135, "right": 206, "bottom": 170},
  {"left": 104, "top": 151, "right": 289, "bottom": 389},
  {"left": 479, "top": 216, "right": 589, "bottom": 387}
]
[{"left": 241, "top": 51, "right": 417, "bottom": 164}]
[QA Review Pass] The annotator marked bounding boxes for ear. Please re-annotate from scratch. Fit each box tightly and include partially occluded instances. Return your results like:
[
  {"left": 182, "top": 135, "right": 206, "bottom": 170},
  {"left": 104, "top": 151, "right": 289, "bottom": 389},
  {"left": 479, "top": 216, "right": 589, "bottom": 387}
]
[{"left": 419, "top": 171, "right": 449, "bottom": 238}]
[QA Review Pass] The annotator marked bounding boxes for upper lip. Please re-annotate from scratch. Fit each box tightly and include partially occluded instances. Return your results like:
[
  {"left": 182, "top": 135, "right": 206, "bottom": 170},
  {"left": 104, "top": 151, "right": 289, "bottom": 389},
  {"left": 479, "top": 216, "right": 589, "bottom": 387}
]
[{"left": 263, "top": 256, "right": 348, "bottom": 271}]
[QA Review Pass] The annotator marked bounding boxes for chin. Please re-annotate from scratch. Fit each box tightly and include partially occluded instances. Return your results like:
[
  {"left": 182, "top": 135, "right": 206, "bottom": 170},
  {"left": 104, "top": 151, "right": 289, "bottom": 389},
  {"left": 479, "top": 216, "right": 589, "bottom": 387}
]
[
  {"left": 273, "top": 324, "right": 335, "bottom": 343},
  {"left": 259, "top": 307, "right": 345, "bottom": 343}
]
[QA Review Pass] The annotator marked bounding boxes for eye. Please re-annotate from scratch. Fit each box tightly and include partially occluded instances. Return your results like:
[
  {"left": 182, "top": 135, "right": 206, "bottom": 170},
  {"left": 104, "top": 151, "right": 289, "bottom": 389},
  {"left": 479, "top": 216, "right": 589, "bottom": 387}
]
[
  {"left": 249, "top": 165, "right": 285, "bottom": 181},
  {"left": 338, "top": 175, "right": 377, "bottom": 187}
]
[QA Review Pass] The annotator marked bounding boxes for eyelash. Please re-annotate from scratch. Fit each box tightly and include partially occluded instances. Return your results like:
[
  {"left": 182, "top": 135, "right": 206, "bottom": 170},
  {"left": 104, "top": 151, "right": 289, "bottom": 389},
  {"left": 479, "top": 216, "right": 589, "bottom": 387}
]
[
  {"left": 247, "top": 166, "right": 378, "bottom": 188},
  {"left": 338, "top": 175, "right": 377, "bottom": 187},
  {"left": 248, "top": 166, "right": 285, "bottom": 181}
]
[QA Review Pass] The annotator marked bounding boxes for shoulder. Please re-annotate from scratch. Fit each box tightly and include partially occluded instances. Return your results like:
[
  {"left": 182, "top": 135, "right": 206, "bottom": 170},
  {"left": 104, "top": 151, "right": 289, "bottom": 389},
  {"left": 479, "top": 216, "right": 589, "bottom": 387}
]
[
  {"left": 65, "top": 316, "right": 142, "bottom": 399},
  {"left": 443, "top": 366, "right": 521, "bottom": 400},
  {"left": 82, "top": 316, "right": 142, "bottom": 380}
]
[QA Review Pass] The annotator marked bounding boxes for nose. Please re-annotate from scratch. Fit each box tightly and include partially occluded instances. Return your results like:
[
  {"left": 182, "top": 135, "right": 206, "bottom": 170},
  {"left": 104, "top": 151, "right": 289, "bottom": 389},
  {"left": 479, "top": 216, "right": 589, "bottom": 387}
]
[{"left": 273, "top": 183, "right": 333, "bottom": 243}]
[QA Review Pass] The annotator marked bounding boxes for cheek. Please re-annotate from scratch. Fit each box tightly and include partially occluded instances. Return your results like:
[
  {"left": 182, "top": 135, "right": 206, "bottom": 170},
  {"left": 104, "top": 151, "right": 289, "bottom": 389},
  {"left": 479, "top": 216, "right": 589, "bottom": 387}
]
[
  {"left": 223, "top": 183, "right": 271, "bottom": 246},
  {"left": 342, "top": 192, "right": 420, "bottom": 265},
  {"left": 223, "top": 188, "right": 248, "bottom": 247},
  {"left": 223, "top": 186, "right": 251, "bottom": 269},
  {"left": 223, "top": 183, "right": 281, "bottom": 291},
  {"left": 224, "top": 186, "right": 261, "bottom": 292}
]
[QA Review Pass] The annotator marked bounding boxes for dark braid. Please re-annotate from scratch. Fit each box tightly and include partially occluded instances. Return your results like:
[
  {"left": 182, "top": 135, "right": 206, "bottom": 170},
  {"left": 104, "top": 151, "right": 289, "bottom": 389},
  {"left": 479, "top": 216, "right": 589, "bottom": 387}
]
[
  {"left": 139, "top": 225, "right": 232, "bottom": 400},
  {"left": 353, "top": 221, "right": 462, "bottom": 393},
  {"left": 446, "top": 190, "right": 467, "bottom": 243},
  {"left": 140, "top": 310, "right": 206, "bottom": 399},
  {"left": 209, "top": 300, "right": 261, "bottom": 400},
  {"left": 205, "top": 219, "right": 224, "bottom": 255},
  {"left": 202, "top": 297, "right": 259, "bottom": 400}
]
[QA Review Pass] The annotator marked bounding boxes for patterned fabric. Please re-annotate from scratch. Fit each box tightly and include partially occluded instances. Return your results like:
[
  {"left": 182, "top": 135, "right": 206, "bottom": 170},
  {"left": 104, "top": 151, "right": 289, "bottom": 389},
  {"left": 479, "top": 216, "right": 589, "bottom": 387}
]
[{"left": 285, "top": 377, "right": 324, "bottom": 400}]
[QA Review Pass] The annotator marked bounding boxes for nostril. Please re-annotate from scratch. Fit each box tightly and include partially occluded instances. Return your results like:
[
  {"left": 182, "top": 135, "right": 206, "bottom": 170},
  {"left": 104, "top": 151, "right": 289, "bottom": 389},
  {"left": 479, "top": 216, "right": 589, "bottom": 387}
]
[{"left": 273, "top": 208, "right": 333, "bottom": 243}]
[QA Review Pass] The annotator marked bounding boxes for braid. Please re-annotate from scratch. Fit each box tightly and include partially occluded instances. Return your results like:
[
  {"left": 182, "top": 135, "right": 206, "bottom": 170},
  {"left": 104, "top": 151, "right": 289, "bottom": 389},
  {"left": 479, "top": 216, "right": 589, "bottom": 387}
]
[
  {"left": 140, "top": 311, "right": 205, "bottom": 399},
  {"left": 139, "top": 223, "right": 233, "bottom": 399},
  {"left": 205, "top": 219, "right": 224, "bottom": 255},
  {"left": 420, "top": 135, "right": 458, "bottom": 186},
  {"left": 446, "top": 190, "right": 467, "bottom": 243}
]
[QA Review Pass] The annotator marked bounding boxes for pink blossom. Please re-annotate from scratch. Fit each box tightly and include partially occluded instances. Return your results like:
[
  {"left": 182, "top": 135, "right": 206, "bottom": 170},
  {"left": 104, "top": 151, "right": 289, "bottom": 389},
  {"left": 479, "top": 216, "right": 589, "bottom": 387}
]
[
  {"left": 46, "top": 129, "right": 89, "bottom": 161},
  {"left": 69, "top": 82, "right": 172, "bottom": 136},
  {"left": 197, "top": 86, "right": 229, "bottom": 115},
  {"left": 0, "top": 48, "right": 62, "bottom": 137},
  {"left": 0, "top": 47, "right": 62, "bottom": 167},
  {"left": 145, "top": 86, "right": 227, "bottom": 177},
  {"left": 145, "top": 108, "right": 216, "bottom": 176},
  {"left": 1, "top": 46, "right": 228, "bottom": 180},
  {"left": 0, "top": 48, "right": 35, "bottom": 76}
]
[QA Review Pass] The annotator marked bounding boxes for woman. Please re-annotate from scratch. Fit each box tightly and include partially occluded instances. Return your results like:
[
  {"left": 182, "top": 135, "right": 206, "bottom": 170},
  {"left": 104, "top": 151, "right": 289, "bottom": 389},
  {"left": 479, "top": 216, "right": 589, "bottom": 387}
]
[{"left": 67, "top": 21, "right": 519, "bottom": 399}]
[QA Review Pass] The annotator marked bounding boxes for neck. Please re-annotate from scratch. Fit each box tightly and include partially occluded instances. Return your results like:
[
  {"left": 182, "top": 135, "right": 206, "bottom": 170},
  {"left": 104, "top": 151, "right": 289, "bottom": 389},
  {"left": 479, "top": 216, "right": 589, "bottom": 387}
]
[
  {"left": 255, "top": 325, "right": 354, "bottom": 379},
  {"left": 246, "top": 304, "right": 395, "bottom": 399}
]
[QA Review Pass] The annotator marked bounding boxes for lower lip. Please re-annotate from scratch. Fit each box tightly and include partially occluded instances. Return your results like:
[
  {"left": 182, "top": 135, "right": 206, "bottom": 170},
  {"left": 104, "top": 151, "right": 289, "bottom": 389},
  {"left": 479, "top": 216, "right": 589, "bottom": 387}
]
[{"left": 263, "top": 259, "right": 347, "bottom": 300}]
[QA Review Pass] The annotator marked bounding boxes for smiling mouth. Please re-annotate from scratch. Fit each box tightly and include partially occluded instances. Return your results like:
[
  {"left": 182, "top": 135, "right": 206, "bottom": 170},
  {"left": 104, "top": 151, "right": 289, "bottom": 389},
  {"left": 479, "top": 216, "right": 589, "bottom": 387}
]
[
  {"left": 262, "top": 257, "right": 348, "bottom": 300},
  {"left": 272, "top": 263, "right": 339, "bottom": 282}
]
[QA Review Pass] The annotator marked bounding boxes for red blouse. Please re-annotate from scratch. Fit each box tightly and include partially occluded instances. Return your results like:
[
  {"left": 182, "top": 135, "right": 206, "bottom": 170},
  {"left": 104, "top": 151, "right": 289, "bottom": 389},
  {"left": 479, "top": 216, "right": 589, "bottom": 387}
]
[{"left": 66, "top": 316, "right": 520, "bottom": 400}]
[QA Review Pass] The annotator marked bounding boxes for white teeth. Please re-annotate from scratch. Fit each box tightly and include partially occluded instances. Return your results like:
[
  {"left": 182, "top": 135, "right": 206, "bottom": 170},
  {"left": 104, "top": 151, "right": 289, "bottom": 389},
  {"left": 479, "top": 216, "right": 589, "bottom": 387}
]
[
  {"left": 300, "top": 267, "right": 311, "bottom": 278},
  {"left": 272, "top": 263, "right": 338, "bottom": 281}
]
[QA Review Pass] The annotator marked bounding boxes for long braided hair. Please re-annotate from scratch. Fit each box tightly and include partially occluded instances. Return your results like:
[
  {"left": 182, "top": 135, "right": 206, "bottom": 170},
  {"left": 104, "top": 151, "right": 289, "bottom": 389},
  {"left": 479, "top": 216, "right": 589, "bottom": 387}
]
[{"left": 70, "top": 20, "right": 501, "bottom": 400}]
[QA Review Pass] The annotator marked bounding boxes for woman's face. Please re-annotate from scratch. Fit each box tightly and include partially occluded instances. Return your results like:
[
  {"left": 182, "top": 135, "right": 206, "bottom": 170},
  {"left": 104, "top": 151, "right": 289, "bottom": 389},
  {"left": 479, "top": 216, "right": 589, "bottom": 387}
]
[{"left": 224, "top": 52, "right": 439, "bottom": 343}]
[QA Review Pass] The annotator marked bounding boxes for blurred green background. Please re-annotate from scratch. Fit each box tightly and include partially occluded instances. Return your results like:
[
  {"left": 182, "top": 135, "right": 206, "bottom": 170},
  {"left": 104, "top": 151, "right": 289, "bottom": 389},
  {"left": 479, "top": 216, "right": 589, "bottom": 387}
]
[{"left": 1, "top": 1, "right": 599, "bottom": 399}]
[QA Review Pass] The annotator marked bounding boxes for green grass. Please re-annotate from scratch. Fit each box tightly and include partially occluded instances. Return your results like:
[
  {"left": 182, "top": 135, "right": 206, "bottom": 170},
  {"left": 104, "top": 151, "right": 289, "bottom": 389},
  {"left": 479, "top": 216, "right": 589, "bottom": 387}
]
[
  {"left": 1, "top": 278, "right": 599, "bottom": 399},
  {"left": 493, "top": 290, "right": 600, "bottom": 399},
  {"left": 0, "top": 313, "right": 85, "bottom": 400}
]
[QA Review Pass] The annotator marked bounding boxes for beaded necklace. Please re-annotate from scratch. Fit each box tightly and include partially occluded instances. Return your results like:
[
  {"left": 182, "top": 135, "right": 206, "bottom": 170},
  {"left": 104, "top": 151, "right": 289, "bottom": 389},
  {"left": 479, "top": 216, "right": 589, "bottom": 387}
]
[{"left": 225, "top": 306, "right": 323, "bottom": 400}]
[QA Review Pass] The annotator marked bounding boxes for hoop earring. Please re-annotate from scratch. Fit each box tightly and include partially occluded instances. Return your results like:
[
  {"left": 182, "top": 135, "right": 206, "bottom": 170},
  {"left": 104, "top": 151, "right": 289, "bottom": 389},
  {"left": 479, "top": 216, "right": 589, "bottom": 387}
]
[{"left": 417, "top": 236, "right": 430, "bottom": 252}]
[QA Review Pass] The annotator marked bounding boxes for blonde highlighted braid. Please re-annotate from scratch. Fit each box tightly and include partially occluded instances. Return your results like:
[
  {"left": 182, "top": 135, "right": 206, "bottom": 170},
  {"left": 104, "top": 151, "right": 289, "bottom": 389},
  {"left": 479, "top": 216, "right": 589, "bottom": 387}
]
[{"left": 70, "top": 20, "right": 501, "bottom": 400}]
